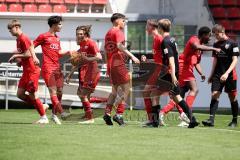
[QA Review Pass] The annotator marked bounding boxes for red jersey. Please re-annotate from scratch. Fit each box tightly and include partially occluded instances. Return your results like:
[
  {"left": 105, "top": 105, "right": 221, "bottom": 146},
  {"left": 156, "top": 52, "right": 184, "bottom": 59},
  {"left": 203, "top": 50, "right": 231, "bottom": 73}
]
[
  {"left": 181, "top": 36, "right": 202, "bottom": 81},
  {"left": 33, "top": 32, "right": 62, "bottom": 71},
  {"left": 17, "top": 33, "right": 38, "bottom": 73},
  {"left": 79, "top": 39, "right": 100, "bottom": 82},
  {"left": 105, "top": 28, "right": 126, "bottom": 72},
  {"left": 152, "top": 34, "right": 163, "bottom": 64}
]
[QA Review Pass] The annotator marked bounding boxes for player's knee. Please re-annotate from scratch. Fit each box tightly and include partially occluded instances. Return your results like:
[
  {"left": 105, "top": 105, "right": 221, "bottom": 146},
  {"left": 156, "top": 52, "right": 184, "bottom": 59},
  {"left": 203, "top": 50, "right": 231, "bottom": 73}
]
[
  {"left": 211, "top": 92, "right": 220, "bottom": 99},
  {"left": 228, "top": 91, "right": 237, "bottom": 102}
]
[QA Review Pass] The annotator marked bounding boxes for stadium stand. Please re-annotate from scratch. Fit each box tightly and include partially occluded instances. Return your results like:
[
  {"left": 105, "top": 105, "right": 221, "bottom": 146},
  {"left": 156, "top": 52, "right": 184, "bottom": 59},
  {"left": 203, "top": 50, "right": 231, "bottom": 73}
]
[
  {"left": 207, "top": 0, "right": 240, "bottom": 35},
  {"left": 9, "top": 3, "right": 22, "bottom": 12},
  {"left": 64, "top": 0, "right": 78, "bottom": 4},
  {"left": 207, "top": 0, "right": 222, "bottom": 6},
  {"left": 0, "top": 0, "right": 107, "bottom": 13},
  {"left": 35, "top": 0, "right": 49, "bottom": 4},
  {"left": 20, "top": 0, "right": 34, "bottom": 3},
  {"left": 53, "top": 4, "right": 67, "bottom": 13},
  {"left": 38, "top": 4, "right": 52, "bottom": 12},
  {"left": 5, "top": 0, "right": 20, "bottom": 3},
  {"left": 0, "top": 4, "right": 7, "bottom": 12},
  {"left": 50, "top": 0, "right": 64, "bottom": 4},
  {"left": 79, "top": 0, "right": 93, "bottom": 4},
  {"left": 24, "top": 4, "right": 38, "bottom": 12}
]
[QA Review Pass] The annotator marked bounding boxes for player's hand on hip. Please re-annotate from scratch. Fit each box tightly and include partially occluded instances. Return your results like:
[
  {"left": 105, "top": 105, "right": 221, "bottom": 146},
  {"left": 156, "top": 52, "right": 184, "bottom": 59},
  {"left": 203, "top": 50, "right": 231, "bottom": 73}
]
[
  {"left": 132, "top": 56, "right": 140, "bottom": 64},
  {"left": 220, "top": 73, "right": 228, "bottom": 83}
]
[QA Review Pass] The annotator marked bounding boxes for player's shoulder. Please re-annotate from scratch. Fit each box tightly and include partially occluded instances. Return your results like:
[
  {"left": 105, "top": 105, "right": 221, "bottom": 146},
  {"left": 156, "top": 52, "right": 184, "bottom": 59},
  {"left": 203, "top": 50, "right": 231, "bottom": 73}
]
[
  {"left": 189, "top": 35, "right": 199, "bottom": 43},
  {"left": 226, "top": 38, "right": 238, "bottom": 46},
  {"left": 18, "top": 33, "right": 31, "bottom": 42},
  {"left": 163, "top": 36, "right": 175, "bottom": 44}
]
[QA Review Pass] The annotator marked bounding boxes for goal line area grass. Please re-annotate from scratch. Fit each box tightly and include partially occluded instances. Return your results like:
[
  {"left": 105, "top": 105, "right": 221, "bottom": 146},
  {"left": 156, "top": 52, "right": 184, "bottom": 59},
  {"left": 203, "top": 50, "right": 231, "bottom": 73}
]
[{"left": 0, "top": 109, "right": 240, "bottom": 160}]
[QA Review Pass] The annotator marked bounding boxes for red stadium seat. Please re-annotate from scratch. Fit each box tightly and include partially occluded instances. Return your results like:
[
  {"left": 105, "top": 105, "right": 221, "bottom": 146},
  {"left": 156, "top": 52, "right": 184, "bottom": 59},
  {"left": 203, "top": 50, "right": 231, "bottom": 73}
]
[
  {"left": 217, "top": 20, "right": 232, "bottom": 31},
  {"left": 50, "top": 0, "right": 64, "bottom": 4},
  {"left": 35, "top": 0, "right": 49, "bottom": 3},
  {"left": 211, "top": 7, "right": 226, "bottom": 18},
  {"left": 93, "top": 0, "right": 106, "bottom": 4},
  {"left": 227, "top": 7, "right": 240, "bottom": 18},
  {"left": 0, "top": 0, "right": 5, "bottom": 2},
  {"left": 6, "top": 0, "right": 20, "bottom": 3},
  {"left": 232, "top": 20, "right": 240, "bottom": 31},
  {"left": 223, "top": 0, "right": 236, "bottom": 6},
  {"left": 53, "top": 4, "right": 67, "bottom": 13},
  {"left": 79, "top": 0, "right": 93, "bottom": 4},
  {"left": 9, "top": 4, "right": 23, "bottom": 12},
  {"left": 64, "top": 0, "right": 78, "bottom": 4},
  {"left": 20, "top": 0, "right": 34, "bottom": 3},
  {"left": 24, "top": 4, "right": 37, "bottom": 12},
  {"left": 38, "top": 4, "right": 52, "bottom": 12},
  {"left": 0, "top": 4, "right": 7, "bottom": 12},
  {"left": 208, "top": 0, "right": 222, "bottom": 6}
]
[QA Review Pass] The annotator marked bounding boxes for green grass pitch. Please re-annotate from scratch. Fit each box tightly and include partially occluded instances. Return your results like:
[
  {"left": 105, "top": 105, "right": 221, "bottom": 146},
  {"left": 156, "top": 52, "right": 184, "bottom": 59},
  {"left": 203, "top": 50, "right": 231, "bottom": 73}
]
[{"left": 0, "top": 109, "right": 240, "bottom": 160}]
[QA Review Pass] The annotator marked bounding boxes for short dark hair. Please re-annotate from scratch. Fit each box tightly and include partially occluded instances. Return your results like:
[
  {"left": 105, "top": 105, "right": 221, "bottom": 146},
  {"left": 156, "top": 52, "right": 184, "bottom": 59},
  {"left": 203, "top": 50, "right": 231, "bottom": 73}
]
[
  {"left": 198, "top": 26, "right": 211, "bottom": 37},
  {"left": 110, "top": 13, "right": 126, "bottom": 23},
  {"left": 76, "top": 25, "right": 92, "bottom": 37},
  {"left": 48, "top": 16, "right": 62, "bottom": 27}
]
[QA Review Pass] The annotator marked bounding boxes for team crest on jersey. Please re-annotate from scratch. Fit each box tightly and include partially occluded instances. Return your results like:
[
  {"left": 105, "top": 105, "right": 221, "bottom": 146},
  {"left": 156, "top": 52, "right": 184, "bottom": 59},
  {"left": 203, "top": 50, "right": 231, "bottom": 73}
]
[
  {"left": 85, "top": 46, "right": 89, "bottom": 49},
  {"left": 225, "top": 43, "right": 230, "bottom": 49},
  {"left": 164, "top": 48, "right": 168, "bottom": 54}
]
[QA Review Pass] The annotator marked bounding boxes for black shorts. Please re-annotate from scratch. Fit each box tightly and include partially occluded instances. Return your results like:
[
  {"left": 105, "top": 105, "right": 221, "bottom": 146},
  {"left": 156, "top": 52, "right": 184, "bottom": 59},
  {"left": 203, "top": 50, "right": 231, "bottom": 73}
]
[
  {"left": 157, "top": 73, "right": 181, "bottom": 96},
  {"left": 211, "top": 76, "right": 237, "bottom": 93}
]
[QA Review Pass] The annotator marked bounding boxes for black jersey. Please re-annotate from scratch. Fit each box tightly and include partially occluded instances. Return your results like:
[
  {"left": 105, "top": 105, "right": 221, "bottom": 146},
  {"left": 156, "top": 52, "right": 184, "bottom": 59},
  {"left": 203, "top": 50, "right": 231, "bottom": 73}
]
[
  {"left": 212, "top": 38, "right": 239, "bottom": 80},
  {"left": 161, "top": 36, "right": 179, "bottom": 75}
]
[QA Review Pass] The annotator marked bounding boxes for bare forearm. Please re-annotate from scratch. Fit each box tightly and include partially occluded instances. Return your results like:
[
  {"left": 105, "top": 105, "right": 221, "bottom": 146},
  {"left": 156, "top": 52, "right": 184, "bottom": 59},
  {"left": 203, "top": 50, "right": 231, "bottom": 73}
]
[
  {"left": 117, "top": 43, "right": 134, "bottom": 59},
  {"left": 169, "top": 57, "right": 176, "bottom": 78},
  {"left": 225, "top": 56, "right": 238, "bottom": 74},
  {"left": 195, "top": 63, "right": 204, "bottom": 76}
]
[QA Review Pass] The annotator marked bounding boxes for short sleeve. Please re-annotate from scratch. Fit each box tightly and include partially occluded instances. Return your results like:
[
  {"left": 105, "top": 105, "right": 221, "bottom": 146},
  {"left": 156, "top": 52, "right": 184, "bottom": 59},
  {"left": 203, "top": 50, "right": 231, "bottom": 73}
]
[
  {"left": 89, "top": 41, "right": 99, "bottom": 56},
  {"left": 163, "top": 39, "right": 174, "bottom": 58},
  {"left": 33, "top": 34, "right": 44, "bottom": 47},
  {"left": 115, "top": 30, "right": 125, "bottom": 44},
  {"left": 21, "top": 36, "right": 31, "bottom": 52},
  {"left": 231, "top": 42, "right": 239, "bottom": 57}
]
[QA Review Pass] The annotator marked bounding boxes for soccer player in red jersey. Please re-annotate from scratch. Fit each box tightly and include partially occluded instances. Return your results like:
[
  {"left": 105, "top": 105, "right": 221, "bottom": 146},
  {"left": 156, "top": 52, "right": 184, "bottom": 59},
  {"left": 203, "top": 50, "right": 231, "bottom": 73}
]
[
  {"left": 142, "top": 19, "right": 163, "bottom": 126},
  {"left": 33, "top": 16, "right": 71, "bottom": 124},
  {"left": 7, "top": 19, "right": 49, "bottom": 124},
  {"left": 159, "top": 26, "right": 220, "bottom": 127},
  {"left": 103, "top": 13, "right": 140, "bottom": 126},
  {"left": 202, "top": 24, "right": 239, "bottom": 127},
  {"left": 66, "top": 25, "right": 102, "bottom": 124}
]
